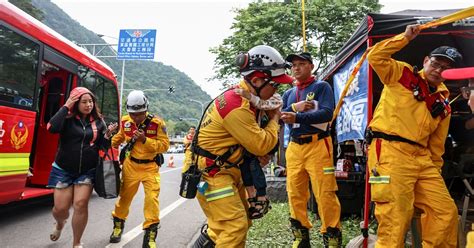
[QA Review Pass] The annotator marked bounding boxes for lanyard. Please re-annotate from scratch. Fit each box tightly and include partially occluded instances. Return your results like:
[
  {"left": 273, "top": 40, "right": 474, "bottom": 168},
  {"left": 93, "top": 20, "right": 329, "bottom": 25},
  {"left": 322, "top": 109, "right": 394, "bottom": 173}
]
[{"left": 296, "top": 87, "right": 302, "bottom": 102}]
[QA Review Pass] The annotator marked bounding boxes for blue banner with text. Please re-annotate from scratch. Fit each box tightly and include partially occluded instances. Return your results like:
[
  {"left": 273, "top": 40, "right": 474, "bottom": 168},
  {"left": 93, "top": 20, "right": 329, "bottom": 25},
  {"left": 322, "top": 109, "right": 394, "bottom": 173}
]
[{"left": 333, "top": 50, "right": 368, "bottom": 142}]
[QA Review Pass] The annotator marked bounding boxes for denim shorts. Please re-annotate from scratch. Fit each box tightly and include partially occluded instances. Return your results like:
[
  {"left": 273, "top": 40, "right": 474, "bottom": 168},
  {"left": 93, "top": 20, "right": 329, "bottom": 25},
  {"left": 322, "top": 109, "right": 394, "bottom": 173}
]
[{"left": 47, "top": 163, "right": 96, "bottom": 189}]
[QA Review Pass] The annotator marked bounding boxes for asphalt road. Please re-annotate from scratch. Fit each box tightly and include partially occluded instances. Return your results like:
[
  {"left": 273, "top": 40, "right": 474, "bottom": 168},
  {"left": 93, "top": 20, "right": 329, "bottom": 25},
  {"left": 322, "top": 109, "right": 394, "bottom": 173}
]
[{"left": 0, "top": 153, "right": 206, "bottom": 248}]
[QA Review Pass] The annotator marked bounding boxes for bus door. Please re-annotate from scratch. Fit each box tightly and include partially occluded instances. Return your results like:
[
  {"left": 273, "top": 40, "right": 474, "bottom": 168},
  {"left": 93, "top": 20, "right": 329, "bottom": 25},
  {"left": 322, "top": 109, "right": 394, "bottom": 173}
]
[{"left": 28, "top": 47, "right": 77, "bottom": 186}]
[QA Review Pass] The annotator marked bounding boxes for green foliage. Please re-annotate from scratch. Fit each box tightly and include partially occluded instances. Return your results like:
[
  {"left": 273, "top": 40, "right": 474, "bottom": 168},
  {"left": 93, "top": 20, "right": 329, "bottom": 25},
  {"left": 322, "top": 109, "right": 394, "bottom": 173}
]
[
  {"left": 166, "top": 120, "right": 194, "bottom": 136},
  {"left": 175, "top": 121, "right": 192, "bottom": 135},
  {"left": 24, "top": 0, "right": 211, "bottom": 129},
  {"left": 210, "top": 0, "right": 381, "bottom": 86},
  {"left": 10, "top": 0, "right": 44, "bottom": 21},
  {"left": 247, "top": 202, "right": 369, "bottom": 247}
]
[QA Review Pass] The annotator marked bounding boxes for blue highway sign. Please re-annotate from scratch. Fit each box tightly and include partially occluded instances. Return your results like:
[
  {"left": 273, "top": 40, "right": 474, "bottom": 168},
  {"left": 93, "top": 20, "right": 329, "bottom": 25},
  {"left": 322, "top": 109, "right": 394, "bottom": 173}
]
[{"left": 117, "top": 29, "right": 156, "bottom": 60}]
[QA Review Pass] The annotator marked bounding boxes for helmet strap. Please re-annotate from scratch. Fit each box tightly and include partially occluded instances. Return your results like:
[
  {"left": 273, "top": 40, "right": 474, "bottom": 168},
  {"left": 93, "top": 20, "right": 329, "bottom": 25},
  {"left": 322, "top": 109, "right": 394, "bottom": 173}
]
[{"left": 244, "top": 75, "right": 271, "bottom": 97}]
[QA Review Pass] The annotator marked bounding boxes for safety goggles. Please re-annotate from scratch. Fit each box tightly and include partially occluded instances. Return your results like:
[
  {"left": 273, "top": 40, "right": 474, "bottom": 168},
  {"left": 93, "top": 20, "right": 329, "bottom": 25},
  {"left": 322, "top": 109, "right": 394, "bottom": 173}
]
[
  {"left": 429, "top": 58, "right": 452, "bottom": 71},
  {"left": 460, "top": 86, "right": 474, "bottom": 99},
  {"left": 127, "top": 103, "right": 146, "bottom": 110},
  {"left": 269, "top": 81, "right": 280, "bottom": 89},
  {"left": 261, "top": 77, "right": 280, "bottom": 90}
]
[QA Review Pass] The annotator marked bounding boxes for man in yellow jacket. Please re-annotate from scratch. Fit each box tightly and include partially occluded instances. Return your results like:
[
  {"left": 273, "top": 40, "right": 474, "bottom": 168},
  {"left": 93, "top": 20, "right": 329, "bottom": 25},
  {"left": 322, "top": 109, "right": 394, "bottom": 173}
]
[
  {"left": 182, "top": 126, "right": 195, "bottom": 173},
  {"left": 367, "top": 24, "right": 462, "bottom": 247},
  {"left": 190, "top": 45, "right": 293, "bottom": 248},
  {"left": 109, "top": 90, "right": 170, "bottom": 248}
]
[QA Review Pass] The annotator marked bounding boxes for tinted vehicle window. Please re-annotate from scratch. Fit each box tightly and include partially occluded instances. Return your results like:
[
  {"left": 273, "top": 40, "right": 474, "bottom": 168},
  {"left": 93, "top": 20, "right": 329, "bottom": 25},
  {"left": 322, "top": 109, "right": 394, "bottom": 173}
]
[
  {"left": 0, "top": 25, "right": 39, "bottom": 108},
  {"left": 79, "top": 68, "right": 119, "bottom": 124}
]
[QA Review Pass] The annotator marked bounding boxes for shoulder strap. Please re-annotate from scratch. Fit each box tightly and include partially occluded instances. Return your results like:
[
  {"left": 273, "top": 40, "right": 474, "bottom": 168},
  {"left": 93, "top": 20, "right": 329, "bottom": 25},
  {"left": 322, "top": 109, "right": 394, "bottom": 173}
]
[
  {"left": 190, "top": 90, "right": 235, "bottom": 162},
  {"left": 125, "top": 113, "right": 155, "bottom": 153},
  {"left": 138, "top": 114, "right": 154, "bottom": 131}
]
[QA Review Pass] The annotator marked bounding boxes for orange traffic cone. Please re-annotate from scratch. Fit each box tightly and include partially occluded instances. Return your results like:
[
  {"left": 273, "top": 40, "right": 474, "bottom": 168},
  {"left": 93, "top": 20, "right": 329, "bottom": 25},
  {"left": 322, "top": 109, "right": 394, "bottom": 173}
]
[{"left": 167, "top": 155, "right": 175, "bottom": 168}]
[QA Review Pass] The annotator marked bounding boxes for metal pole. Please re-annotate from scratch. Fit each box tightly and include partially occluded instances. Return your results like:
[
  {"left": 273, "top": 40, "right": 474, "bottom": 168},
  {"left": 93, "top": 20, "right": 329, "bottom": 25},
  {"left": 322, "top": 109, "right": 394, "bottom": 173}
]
[
  {"left": 301, "top": 0, "right": 306, "bottom": 52},
  {"left": 119, "top": 60, "right": 125, "bottom": 113},
  {"left": 190, "top": 99, "right": 204, "bottom": 116}
]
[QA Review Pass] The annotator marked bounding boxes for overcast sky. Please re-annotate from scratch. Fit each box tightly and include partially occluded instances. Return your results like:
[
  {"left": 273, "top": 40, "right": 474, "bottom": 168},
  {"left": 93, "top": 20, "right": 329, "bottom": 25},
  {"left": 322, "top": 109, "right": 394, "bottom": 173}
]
[{"left": 50, "top": 0, "right": 473, "bottom": 97}]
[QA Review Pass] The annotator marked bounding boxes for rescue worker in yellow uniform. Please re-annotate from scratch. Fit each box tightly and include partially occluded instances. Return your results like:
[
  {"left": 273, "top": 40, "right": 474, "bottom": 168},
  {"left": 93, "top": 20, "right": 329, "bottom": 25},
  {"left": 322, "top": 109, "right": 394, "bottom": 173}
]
[
  {"left": 281, "top": 52, "right": 342, "bottom": 248},
  {"left": 109, "top": 90, "right": 170, "bottom": 248},
  {"left": 182, "top": 126, "right": 196, "bottom": 173},
  {"left": 366, "top": 24, "right": 462, "bottom": 247},
  {"left": 190, "top": 45, "right": 293, "bottom": 248}
]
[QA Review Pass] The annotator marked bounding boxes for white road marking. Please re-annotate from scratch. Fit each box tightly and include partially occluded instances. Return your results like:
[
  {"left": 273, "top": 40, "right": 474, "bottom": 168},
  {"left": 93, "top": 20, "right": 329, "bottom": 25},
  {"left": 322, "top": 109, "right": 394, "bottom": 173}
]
[
  {"left": 160, "top": 166, "right": 183, "bottom": 174},
  {"left": 105, "top": 164, "right": 187, "bottom": 248},
  {"left": 105, "top": 197, "right": 188, "bottom": 248}
]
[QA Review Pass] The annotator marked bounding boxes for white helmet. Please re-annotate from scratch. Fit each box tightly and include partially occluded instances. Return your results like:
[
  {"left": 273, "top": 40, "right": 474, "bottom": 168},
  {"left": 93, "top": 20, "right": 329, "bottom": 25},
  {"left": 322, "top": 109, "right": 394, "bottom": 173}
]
[
  {"left": 126, "top": 90, "right": 148, "bottom": 113},
  {"left": 236, "top": 45, "right": 290, "bottom": 80}
]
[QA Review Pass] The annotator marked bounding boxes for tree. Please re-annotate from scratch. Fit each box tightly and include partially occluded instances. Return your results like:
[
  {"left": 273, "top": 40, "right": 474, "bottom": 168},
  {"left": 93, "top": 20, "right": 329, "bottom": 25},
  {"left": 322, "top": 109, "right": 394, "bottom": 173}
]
[
  {"left": 175, "top": 121, "right": 192, "bottom": 135},
  {"left": 10, "top": 0, "right": 44, "bottom": 21},
  {"left": 209, "top": 0, "right": 381, "bottom": 86}
]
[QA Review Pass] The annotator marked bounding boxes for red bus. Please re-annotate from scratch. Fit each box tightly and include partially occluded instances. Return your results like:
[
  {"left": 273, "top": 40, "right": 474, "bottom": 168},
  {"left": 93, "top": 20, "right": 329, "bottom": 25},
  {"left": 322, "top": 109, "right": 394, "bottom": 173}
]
[{"left": 0, "top": 2, "right": 120, "bottom": 204}]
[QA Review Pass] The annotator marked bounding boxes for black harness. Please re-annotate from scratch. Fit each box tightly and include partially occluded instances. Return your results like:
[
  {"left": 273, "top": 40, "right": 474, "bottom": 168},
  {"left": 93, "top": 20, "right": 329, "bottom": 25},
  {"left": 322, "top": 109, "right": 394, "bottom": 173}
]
[
  {"left": 119, "top": 114, "right": 164, "bottom": 165},
  {"left": 192, "top": 144, "right": 242, "bottom": 173},
  {"left": 189, "top": 90, "right": 243, "bottom": 174}
]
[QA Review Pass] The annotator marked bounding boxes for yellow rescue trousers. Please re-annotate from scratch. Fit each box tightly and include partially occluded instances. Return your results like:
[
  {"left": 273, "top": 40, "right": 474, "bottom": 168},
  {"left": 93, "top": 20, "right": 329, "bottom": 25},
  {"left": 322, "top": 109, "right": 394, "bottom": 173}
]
[
  {"left": 368, "top": 138, "right": 458, "bottom": 248},
  {"left": 467, "top": 230, "right": 474, "bottom": 248},
  {"left": 196, "top": 166, "right": 250, "bottom": 248},
  {"left": 112, "top": 159, "right": 161, "bottom": 229},
  {"left": 286, "top": 134, "right": 341, "bottom": 232}
]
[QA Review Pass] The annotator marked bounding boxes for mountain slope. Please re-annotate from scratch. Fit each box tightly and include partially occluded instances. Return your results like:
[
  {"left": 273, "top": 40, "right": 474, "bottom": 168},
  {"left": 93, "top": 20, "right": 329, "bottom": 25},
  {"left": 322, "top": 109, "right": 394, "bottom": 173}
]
[{"left": 30, "top": 0, "right": 211, "bottom": 123}]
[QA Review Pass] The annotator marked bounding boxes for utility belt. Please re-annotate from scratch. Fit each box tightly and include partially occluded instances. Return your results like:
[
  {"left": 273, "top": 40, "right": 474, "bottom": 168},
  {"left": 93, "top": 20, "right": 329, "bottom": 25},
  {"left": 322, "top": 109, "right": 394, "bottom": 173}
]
[
  {"left": 290, "top": 131, "right": 330, "bottom": 145},
  {"left": 129, "top": 154, "right": 164, "bottom": 165},
  {"left": 365, "top": 129, "right": 420, "bottom": 146}
]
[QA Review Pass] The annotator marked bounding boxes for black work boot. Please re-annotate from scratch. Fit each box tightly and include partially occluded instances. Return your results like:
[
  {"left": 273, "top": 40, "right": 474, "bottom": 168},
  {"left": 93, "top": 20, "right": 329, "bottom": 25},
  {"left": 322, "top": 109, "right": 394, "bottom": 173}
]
[
  {"left": 323, "top": 227, "right": 342, "bottom": 248},
  {"left": 290, "top": 218, "right": 310, "bottom": 248},
  {"left": 192, "top": 224, "right": 215, "bottom": 248},
  {"left": 109, "top": 217, "right": 125, "bottom": 243},
  {"left": 142, "top": 223, "right": 159, "bottom": 248}
]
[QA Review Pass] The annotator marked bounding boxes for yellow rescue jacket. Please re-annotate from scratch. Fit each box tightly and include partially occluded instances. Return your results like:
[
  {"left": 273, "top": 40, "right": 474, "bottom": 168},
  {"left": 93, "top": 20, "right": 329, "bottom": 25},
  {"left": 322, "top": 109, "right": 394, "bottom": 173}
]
[
  {"left": 195, "top": 80, "right": 279, "bottom": 170},
  {"left": 368, "top": 34, "right": 450, "bottom": 167},
  {"left": 112, "top": 113, "right": 170, "bottom": 160}
]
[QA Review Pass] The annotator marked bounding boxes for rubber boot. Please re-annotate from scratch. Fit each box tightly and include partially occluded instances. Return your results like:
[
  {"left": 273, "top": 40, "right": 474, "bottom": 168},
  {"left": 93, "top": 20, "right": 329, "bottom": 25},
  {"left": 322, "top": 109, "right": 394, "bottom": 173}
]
[
  {"left": 192, "top": 224, "right": 215, "bottom": 248},
  {"left": 323, "top": 227, "right": 342, "bottom": 248},
  {"left": 142, "top": 223, "right": 159, "bottom": 248},
  {"left": 290, "top": 218, "right": 310, "bottom": 248},
  {"left": 109, "top": 217, "right": 125, "bottom": 243}
]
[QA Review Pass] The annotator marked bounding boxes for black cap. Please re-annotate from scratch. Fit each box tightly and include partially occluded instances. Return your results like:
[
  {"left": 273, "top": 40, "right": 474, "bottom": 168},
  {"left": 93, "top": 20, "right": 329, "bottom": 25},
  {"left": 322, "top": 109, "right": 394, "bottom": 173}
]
[
  {"left": 430, "top": 46, "right": 463, "bottom": 67},
  {"left": 286, "top": 52, "right": 313, "bottom": 64}
]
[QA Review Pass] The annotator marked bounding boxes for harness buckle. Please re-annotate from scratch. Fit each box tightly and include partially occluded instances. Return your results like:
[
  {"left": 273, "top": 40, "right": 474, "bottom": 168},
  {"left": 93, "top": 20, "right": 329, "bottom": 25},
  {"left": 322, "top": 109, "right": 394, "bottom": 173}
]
[{"left": 365, "top": 128, "right": 373, "bottom": 145}]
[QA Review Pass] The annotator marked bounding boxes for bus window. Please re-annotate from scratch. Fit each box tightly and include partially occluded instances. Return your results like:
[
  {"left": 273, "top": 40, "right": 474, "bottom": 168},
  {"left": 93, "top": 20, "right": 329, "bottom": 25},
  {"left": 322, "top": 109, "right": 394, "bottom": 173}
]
[
  {"left": 0, "top": 25, "right": 39, "bottom": 108},
  {"left": 79, "top": 68, "right": 119, "bottom": 124},
  {"left": 101, "top": 78, "right": 119, "bottom": 124}
]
